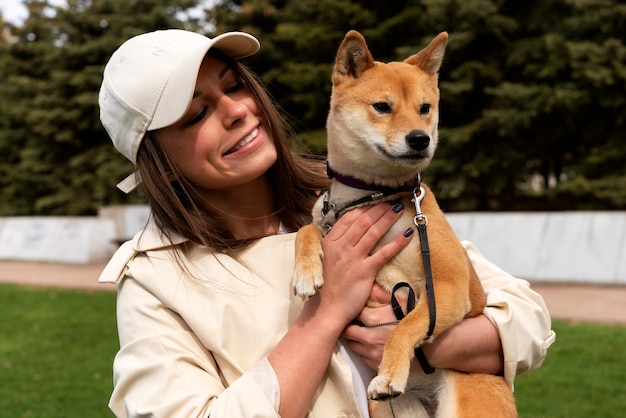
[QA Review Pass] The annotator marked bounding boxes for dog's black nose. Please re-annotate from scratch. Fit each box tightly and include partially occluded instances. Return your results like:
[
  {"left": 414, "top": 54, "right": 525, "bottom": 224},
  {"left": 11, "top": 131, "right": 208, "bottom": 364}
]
[{"left": 406, "top": 130, "right": 430, "bottom": 151}]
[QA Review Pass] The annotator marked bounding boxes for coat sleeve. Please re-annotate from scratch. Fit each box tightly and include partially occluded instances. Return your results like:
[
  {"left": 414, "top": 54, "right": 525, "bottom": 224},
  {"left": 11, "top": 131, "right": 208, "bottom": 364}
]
[
  {"left": 108, "top": 277, "right": 281, "bottom": 418},
  {"left": 462, "top": 241, "right": 557, "bottom": 389}
]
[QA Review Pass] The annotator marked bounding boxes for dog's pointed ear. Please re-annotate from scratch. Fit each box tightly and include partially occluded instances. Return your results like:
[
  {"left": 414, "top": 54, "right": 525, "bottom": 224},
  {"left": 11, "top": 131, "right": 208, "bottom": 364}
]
[
  {"left": 404, "top": 32, "right": 448, "bottom": 76},
  {"left": 333, "top": 30, "right": 375, "bottom": 81}
]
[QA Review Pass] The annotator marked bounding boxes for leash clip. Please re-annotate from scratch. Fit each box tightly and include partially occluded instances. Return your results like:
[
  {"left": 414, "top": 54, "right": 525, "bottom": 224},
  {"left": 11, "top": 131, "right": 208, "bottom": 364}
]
[
  {"left": 411, "top": 187, "right": 428, "bottom": 226},
  {"left": 322, "top": 191, "right": 331, "bottom": 216}
]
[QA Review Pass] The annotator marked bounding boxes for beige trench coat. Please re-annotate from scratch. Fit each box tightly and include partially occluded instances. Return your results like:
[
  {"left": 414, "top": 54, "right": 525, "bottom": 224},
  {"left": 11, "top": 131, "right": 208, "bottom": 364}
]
[{"left": 99, "top": 221, "right": 555, "bottom": 418}]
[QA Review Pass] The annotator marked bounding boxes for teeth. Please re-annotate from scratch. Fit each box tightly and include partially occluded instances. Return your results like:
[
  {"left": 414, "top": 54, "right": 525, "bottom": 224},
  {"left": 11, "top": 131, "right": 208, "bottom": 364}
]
[{"left": 228, "top": 128, "right": 258, "bottom": 154}]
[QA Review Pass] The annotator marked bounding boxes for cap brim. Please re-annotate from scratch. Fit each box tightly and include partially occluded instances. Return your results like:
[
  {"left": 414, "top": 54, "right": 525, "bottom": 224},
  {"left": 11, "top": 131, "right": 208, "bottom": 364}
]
[
  {"left": 149, "top": 32, "right": 260, "bottom": 132},
  {"left": 211, "top": 32, "right": 260, "bottom": 60}
]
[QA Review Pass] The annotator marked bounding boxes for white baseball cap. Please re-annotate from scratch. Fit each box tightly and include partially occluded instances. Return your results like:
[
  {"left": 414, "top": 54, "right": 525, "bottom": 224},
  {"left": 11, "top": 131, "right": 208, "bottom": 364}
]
[{"left": 99, "top": 29, "right": 260, "bottom": 192}]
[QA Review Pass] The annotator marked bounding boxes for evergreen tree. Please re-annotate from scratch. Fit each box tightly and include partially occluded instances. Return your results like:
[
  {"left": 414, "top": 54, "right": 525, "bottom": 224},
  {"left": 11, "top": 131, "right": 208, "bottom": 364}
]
[
  {"left": 0, "top": 0, "right": 199, "bottom": 215},
  {"left": 1, "top": 0, "right": 624, "bottom": 214},
  {"left": 454, "top": 0, "right": 626, "bottom": 209}
]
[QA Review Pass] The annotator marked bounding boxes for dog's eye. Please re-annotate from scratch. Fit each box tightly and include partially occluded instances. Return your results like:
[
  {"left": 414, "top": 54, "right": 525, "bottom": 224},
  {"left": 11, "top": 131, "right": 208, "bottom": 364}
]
[
  {"left": 420, "top": 103, "right": 431, "bottom": 115},
  {"left": 373, "top": 102, "right": 392, "bottom": 114}
]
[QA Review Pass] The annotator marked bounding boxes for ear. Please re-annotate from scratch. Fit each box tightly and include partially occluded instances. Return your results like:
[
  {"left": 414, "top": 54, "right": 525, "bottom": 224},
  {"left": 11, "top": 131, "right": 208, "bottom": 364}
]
[
  {"left": 333, "top": 30, "right": 375, "bottom": 80},
  {"left": 404, "top": 32, "right": 448, "bottom": 76}
]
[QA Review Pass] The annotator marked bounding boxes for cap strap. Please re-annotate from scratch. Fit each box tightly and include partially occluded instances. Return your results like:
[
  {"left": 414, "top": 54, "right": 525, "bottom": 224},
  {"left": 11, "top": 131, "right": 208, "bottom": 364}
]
[{"left": 116, "top": 171, "right": 141, "bottom": 194}]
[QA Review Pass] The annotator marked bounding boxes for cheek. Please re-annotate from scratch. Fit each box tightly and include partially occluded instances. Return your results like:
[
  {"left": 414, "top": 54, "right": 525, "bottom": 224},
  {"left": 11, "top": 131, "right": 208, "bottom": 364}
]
[{"left": 162, "top": 131, "right": 211, "bottom": 165}]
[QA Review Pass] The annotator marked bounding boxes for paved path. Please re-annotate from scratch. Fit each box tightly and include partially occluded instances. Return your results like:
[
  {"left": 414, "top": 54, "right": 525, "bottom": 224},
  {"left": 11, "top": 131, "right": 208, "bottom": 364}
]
[
  {"left": 0, "top": 260, "right": 624, "bottom": 325},
  {"left": 0, "top": 260, "right": 114, "bottom": 291}
]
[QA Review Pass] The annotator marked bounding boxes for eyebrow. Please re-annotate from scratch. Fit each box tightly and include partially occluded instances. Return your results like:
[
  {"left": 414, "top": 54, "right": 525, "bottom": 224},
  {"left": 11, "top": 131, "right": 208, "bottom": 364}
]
[{"left": 192, "top": 64, "right": 233, "bottom": 99}]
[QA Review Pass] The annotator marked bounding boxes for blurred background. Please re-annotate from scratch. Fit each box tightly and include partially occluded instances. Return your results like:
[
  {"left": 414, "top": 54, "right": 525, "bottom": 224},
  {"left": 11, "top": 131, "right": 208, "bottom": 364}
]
[
  {"left": 0, "top": 2, "right": 625, "bottom": 418},
  {"left": 1, "top": 0, "right": 625, "bottom": 217}
]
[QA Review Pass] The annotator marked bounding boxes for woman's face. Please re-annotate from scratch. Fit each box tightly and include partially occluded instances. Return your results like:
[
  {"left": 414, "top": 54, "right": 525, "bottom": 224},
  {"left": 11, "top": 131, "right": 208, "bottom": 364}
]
[{"left": 153, "top": 55, "right": 277, "bottom": 191}]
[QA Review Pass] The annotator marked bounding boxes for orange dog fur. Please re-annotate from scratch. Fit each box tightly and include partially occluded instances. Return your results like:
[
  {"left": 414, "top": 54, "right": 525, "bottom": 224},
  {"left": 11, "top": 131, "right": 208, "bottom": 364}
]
[{"left": 292, "top": 31, "right": 517, "bottom": 418}]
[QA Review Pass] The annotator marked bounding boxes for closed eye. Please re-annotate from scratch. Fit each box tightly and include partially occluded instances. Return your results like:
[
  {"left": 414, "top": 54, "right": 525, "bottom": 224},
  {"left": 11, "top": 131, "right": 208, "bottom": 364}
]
[
  {"left": 183, "top": 107, "right": 207, "bottom": 127},
  {"left": 373, "top": 102, "right": 392, "bottom": 114},
  {"left": 226, "top": 81, "right": 245, "bottom": 94}
]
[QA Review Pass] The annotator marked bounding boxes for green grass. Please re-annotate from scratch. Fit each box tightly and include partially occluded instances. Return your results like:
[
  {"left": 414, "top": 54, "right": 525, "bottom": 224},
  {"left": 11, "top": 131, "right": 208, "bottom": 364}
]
[
  {"left": 0, "top": 284, "right": 117, "bottom": 418},
  {"left": 1, "top": 284, "right": 625, "bottom": 417},
  {"left": 515, "top": 320, "right": 626, "bottom": 417}
]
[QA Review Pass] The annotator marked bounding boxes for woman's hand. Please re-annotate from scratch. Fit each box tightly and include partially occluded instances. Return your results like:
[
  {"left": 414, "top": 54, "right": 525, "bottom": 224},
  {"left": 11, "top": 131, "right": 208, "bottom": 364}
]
[
  {"left": 343, "top": 285, "right": 505, "bottom": 375},
  {"left": 342, "top": 284, "right": 399, "bottom": 370},
  {"left": 313, "top": 202, "right": 413, "bottom": 326}
]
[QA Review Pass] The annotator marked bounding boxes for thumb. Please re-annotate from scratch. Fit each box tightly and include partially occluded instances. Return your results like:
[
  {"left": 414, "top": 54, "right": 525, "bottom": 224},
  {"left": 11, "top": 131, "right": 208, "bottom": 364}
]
[{"left": 369, "top": 284, "right": 392, "bottom": 305}]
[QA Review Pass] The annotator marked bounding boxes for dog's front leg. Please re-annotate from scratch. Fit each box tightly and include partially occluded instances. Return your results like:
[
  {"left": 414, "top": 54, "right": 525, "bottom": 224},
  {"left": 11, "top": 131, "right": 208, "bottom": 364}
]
[
  {"left": 368, "top": 277, "right": 472, "bottom": 399},
  {"left": 368, "top": 299, "right": 431, "bottom": 400},
  {"left": 292, "top": 224, "right": 325, "bottom": 300}
]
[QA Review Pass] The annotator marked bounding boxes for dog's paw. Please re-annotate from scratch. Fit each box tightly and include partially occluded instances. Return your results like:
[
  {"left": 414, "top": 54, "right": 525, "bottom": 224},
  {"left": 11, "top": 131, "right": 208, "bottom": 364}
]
[
  {"left": 292, "top": 266, "right": 324, "bottom": 300},
  {"left": 292, "top": 277, "right": 321, "bottom": 300},
  {"left": 368, "top": 374, "right": 404, "bottom": 400}
]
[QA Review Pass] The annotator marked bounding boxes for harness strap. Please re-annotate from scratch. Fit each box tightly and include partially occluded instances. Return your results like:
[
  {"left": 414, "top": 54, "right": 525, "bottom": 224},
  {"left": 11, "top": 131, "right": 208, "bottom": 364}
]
[{"left": 322, "top": 191, "right": 387, "bottom": 220}]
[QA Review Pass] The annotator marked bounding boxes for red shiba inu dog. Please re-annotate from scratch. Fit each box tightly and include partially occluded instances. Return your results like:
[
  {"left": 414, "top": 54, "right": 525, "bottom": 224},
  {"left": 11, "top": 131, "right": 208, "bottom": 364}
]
[{"left": 292, "top": 30, "right": 517, "bottom": 418}]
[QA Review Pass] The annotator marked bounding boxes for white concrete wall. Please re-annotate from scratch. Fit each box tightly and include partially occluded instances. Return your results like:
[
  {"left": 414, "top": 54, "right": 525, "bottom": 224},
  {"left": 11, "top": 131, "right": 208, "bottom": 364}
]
[
  {"left": 447, "top": 211, "right": 626, "bottom": 285},
  {"left": 98, "top": 205, "right": 151, "bottom": 242},
  {"left": 0, "top": 208, "right": 624, "bottom": 285},
  {"left": 0, "top": 217, "right": 116, "bottom": 264}
]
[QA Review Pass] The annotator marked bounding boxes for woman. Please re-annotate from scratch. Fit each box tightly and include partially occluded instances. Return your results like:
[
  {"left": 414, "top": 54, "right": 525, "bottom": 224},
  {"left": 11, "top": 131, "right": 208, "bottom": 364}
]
[{"left": 98, "top": 29, "right": 555, "bottom": 418}]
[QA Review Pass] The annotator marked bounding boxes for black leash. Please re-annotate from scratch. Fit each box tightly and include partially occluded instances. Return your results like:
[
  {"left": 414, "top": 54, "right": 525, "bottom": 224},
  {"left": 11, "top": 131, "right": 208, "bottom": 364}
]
[{"left": 389, "top": 186, "right": 436, "bottom": 374}]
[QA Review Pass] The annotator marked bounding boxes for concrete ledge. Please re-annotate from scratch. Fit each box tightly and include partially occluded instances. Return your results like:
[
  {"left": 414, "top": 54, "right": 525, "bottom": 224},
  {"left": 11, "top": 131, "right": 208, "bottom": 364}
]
[
  {"left": 447, "top": 211, "right": 626, "bottom": 285},
  {"left": 0, "top": 217, "right": 116, "bottom": 264},
  {"left": 0, "top": 208, "right": 624, "bottom": 285},
  {"left": 98, "top": 205, "right": 150, "bottom": 243}
]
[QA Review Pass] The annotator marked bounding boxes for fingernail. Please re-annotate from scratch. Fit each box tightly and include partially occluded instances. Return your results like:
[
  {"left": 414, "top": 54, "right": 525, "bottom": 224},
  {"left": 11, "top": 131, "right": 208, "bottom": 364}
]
[
  {"left": 392, "top": 203, "right": 404, "bottom": 213},
  {"left": 403, "top": 227, "right": 414, "bottom": 238}
]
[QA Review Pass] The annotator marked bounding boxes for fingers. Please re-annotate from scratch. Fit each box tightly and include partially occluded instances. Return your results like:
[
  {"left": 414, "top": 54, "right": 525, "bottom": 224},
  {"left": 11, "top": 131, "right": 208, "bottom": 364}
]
[
  {"left": 369, "top": 284, "right": 392, "bottom": 305},
  {"left": 325, "top": 203, "right": 413, "bottom": 267},
  {"left": 326, "top": 202, "right": 402, "bottom": 245},
  {"left": 343, "top": 338, "right": 379, "bottom": 371},
  {"left": 316, "top": 202, "right": 414, "bottom": 324},
  {"left": 354, "top": 300, "right": 398, "bottom": 328},
  {"left": 369, "top": 283, "right": 411, "bottom": 315},
  {"left": 372, "top": 223, "right": 413, "bottom": 263},
  {"left": 343, "top": 320, "right": 392, "bottom": 370}
]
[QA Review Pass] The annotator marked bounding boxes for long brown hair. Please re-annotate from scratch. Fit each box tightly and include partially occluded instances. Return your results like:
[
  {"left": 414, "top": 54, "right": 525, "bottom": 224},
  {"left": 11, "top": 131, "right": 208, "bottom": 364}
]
[{"left": 135, "top": 49, "right": 330, "bottom": 253}]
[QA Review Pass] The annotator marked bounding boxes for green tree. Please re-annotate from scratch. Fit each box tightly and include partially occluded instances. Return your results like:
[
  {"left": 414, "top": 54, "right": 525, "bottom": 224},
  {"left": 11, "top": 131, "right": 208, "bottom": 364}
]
[
  {"left": 442, "top": 0, "right": 626, "bottom": 210},
  {"left": 1, "top": 0, "right": 624, "bottom": 215},
  {"left": 0, "top": 0, "right": 198, "bottom": 215}
]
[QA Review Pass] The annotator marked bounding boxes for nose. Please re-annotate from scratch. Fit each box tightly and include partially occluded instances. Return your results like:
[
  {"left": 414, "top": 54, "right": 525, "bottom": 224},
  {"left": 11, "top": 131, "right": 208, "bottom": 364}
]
[
  {"left": 406, "top": 130, "right": 430, "bottom": 151},
  {"left": 219, "top": 95, "right": 248, "bottom": 127}
]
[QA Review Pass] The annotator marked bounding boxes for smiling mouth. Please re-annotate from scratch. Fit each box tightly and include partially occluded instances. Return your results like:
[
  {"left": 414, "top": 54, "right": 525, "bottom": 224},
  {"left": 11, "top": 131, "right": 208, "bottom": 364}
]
[{"left": 224, "top": 128, "right": 259, "bottom": 155}]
